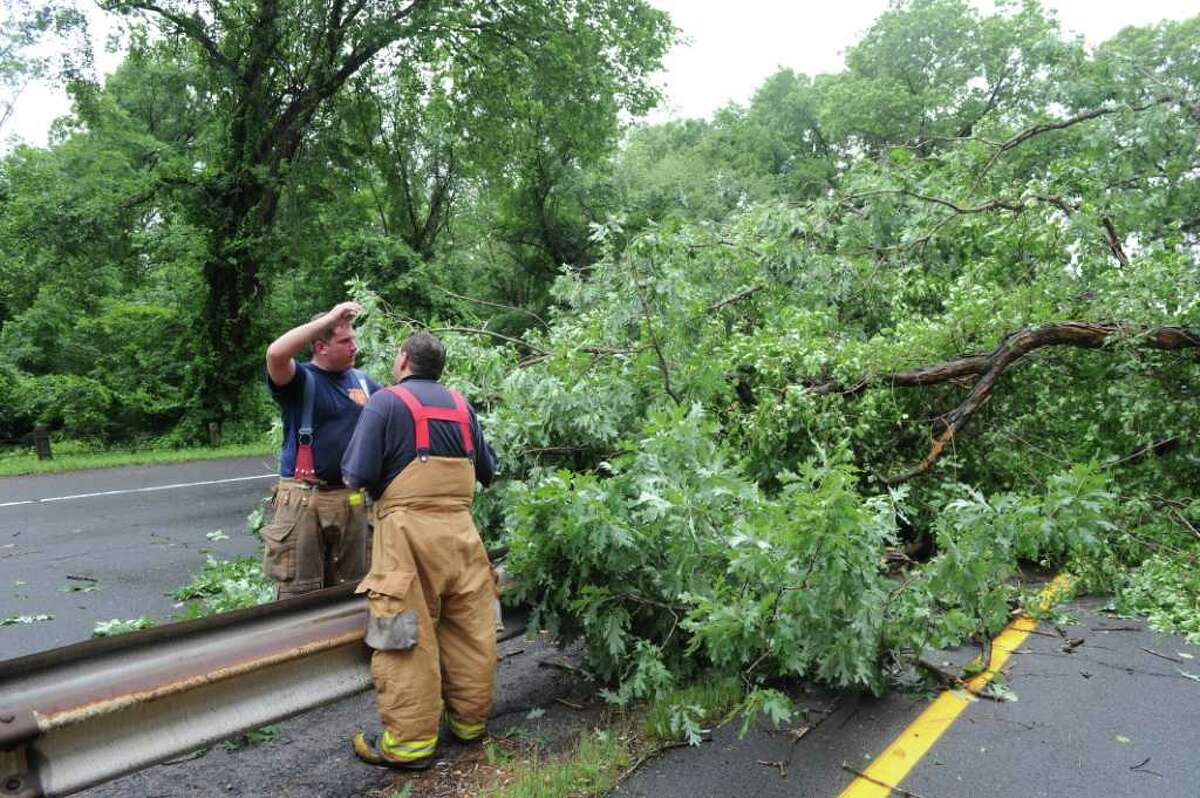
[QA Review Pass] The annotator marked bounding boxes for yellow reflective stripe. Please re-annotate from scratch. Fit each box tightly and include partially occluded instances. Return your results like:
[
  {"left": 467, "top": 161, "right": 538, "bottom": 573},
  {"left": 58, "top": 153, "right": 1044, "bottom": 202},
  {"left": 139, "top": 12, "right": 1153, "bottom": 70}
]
[
  {"left": 386, "top": 739, "right": 437, "bottom": 753},
  {"left": 447, "top": 714, "right": 486, "bottom": 737},
  {"left": 380, "top": 731, "right": 437, "bottom": 760},
  {"left": 448, "top": 717, "right": 485, "bottom": 731}
]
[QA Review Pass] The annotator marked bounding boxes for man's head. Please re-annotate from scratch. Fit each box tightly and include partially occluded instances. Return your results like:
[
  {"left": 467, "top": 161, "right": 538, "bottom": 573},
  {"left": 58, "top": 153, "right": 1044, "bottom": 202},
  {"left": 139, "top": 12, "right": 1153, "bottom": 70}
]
[
  {"left": 310, "top": 316, "right": 358, "bottom": 372},
  {"left": 393, "top": 331, "right": 446, "bottom": 382}
]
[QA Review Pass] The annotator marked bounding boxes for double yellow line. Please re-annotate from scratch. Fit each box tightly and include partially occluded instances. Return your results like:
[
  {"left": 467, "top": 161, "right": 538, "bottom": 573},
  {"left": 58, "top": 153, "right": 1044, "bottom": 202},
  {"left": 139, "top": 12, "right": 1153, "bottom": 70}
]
[{"left": 837, "top": 574, "right": 1072, "bottom": 797}]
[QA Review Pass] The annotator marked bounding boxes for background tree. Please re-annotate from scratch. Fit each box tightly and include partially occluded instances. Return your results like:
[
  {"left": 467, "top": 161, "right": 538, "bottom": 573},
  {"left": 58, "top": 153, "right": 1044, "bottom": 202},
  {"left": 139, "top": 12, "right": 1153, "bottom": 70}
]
[{"left": 90, "top": 0, "right": 671, "bottom": 436}]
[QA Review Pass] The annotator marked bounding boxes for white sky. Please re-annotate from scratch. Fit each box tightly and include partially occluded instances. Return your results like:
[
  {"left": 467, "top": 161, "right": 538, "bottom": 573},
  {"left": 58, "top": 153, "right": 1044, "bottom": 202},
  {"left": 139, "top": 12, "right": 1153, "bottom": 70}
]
[{"left": 4, "top": 0, "right": 1199, "bottom": 149}]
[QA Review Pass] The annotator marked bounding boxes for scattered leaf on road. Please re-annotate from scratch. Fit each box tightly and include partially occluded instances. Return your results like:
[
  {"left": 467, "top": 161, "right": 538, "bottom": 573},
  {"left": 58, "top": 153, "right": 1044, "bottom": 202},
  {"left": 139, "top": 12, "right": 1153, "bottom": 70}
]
[{"left": 1, "top": 614, "right": 54, "bottom": 625}]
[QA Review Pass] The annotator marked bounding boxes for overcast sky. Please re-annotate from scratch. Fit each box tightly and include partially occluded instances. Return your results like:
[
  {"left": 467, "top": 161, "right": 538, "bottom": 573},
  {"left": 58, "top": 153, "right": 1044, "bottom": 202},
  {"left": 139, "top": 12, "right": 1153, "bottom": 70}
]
[{"left": 4, "top": 0, "right": 1198, "bottom": 149}]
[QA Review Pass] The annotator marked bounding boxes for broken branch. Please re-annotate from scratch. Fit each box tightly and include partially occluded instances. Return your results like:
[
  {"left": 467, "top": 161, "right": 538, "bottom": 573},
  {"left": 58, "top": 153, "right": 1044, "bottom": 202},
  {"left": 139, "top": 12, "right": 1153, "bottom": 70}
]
[{"left": 797, "top": 322, "right": 1200, "bottom": 484}]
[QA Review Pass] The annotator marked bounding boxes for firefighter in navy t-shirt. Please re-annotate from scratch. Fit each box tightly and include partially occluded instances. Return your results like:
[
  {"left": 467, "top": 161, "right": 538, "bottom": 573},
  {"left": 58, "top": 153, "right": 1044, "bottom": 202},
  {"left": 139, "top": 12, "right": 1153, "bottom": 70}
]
[{"left": 262, "top": 301, "right": 381, "bottom": 599}]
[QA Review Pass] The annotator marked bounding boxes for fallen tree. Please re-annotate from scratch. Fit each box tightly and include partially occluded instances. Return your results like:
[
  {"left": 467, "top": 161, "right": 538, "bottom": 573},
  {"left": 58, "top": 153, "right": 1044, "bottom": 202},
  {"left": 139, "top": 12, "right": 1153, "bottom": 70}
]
[{"left": 343, "top": 4, "right": 1200, "bottom": 724}]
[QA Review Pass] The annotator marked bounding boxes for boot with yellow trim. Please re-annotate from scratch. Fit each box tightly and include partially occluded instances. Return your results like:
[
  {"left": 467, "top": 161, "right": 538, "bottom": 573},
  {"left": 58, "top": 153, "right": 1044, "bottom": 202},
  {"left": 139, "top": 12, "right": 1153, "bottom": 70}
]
[
  {"left": 445, "top": 711, "right": 487, "bottom": 744},
  {"left": 351, "top": 729, "right": 437, "bottom": 770}
]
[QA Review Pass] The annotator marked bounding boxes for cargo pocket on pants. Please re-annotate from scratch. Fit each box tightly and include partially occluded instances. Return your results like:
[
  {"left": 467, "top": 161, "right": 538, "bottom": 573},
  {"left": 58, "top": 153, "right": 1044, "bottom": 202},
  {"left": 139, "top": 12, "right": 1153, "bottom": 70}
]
[
  {"left": 261, "top": 510, "right": 300, "bottom": 583},
  {"left": 356, "top": 571, "right": 419, "bottom": 651}
]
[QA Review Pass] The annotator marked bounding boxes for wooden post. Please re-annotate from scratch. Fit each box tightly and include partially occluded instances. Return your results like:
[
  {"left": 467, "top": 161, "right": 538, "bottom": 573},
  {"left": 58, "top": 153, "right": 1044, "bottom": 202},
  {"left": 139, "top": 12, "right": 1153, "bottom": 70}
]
[
  {"left": 34, "top": 424, "right": 52, "bottom": 460},
  {"left": 208, "top": 422, "right": 222, "bottom": 448}
]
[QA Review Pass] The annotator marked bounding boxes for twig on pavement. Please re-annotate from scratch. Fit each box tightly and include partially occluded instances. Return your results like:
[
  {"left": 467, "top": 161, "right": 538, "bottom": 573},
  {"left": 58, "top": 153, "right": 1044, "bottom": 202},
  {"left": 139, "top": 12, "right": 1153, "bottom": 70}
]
[
  {"left": 1130, "top": 756, "right": 1164, "bottom": 778},
  {"left": 841, "top": 763, "right": 933, "bottom": 798},
  {"left": 1090, "top": 624, "right": 1142, "bottom": 632},
  {"left": 1141, "top": 647, "right": 1183, "bottom": 663}
]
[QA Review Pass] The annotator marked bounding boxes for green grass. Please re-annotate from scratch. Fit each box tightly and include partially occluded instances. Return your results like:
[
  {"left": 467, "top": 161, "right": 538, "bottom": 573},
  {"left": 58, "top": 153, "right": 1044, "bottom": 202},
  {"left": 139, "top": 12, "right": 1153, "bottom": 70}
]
[
  {"left": 468, "top": 681, "right": 744, "bottom": 798},
  {"left": 443, "top": 682, "right": 749, "bottom": 797},
  {"left": 0, "top": 441, "right": 273, "bottom": 477},
  {"left": 481, "top": 731, "right": 631, "bottom": 798}
]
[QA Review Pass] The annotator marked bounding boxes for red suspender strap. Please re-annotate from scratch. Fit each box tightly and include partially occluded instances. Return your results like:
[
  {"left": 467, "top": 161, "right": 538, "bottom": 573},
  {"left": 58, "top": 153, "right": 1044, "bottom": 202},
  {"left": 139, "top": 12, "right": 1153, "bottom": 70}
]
[
  {"left": 387, "top": 385, "right": 475, "bottom": 458},
  {"left": 388, "top": 386, "right": 429, "bottom": 450},
  {"left": 448, "top": 389, "right": 475, "bottom": 454}
]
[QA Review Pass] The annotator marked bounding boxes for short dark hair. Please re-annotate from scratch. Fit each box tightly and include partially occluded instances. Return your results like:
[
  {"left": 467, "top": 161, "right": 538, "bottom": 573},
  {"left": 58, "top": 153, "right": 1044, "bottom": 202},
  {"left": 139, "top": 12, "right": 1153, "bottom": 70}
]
[
  {"left": 402, "top": 331, "right": 446, "bottom": 380},
  {"left": 307, "top": 313, "right": 341, "bottom": 356}
]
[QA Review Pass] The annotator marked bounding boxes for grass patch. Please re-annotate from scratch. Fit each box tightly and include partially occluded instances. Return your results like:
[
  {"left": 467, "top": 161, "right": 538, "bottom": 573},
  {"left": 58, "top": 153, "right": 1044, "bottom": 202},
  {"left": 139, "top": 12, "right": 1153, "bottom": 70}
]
[
  {"left": 445, "top": 682, "right": 745, "bottom": 798},
  {"left": 377, "top": 682, "right": 765, "bottom": 797},
  {"left": 481, "top": 730, "right": 631, "bottom": 798},
  {"left": 0, "top": 441, "right": 273, "bottom": 477}
]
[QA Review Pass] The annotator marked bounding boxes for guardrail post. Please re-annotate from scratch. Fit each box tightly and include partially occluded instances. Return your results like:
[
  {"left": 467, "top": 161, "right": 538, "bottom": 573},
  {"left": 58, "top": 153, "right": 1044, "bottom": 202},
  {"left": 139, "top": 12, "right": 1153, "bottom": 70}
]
[
  {"left": 32, "top": 426, "right": 51, "bottom": 461},
  {"left": 0, "top": 708, "right": 42, "bottom": 798}
]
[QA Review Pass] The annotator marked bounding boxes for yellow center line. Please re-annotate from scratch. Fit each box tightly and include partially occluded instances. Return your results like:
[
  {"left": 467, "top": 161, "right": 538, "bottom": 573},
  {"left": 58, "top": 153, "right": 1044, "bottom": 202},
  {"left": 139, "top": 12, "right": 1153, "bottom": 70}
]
[{"left": 836, "top": 573, "right": 1072, "bottom": 798}]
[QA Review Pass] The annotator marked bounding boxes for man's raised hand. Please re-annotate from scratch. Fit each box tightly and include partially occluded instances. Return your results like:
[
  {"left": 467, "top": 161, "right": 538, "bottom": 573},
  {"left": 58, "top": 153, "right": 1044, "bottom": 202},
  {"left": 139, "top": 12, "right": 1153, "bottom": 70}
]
[{"left": 324, "top": 301, "right": 363, "bottom": 329}]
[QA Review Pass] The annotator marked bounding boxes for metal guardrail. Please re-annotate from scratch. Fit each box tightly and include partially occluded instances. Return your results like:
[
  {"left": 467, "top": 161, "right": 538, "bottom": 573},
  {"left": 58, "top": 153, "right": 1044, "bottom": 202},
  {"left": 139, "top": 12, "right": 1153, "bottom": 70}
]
[{"left": 0, "top": 584, "right": 370, "bottom": 798}]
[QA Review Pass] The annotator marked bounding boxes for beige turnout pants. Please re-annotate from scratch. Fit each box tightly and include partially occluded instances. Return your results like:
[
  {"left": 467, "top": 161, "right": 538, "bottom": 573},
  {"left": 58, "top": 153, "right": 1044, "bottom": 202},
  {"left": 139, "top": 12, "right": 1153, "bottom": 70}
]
[
  {"left": 262, "top": 480, "right": 370, "bottom": 599},
  {"left": 356, "top": 457, "right": 497, "bottom": 744}
]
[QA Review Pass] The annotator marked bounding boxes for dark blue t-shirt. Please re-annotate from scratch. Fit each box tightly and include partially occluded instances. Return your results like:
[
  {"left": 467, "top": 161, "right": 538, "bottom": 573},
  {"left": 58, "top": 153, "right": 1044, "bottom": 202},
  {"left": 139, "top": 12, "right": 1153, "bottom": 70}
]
[
  {"left": 341, "top": 376, "right": 497, "bottom": 499},
  {"left": 267, "top": 362, "right": 382, "bottom": 486}
]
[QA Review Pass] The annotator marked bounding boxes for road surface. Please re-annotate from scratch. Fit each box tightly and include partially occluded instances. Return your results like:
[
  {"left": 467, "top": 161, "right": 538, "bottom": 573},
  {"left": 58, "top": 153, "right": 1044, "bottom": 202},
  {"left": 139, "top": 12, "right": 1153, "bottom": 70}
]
[{"left": 0, "top": 455, "right": 276, "bottom": 658}]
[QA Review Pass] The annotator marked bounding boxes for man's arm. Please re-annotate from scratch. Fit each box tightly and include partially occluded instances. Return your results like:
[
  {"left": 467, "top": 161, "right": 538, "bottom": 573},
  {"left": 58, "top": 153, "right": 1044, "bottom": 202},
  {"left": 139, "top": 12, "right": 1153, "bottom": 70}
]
[
  {"left": 469, "top": 407, "right": 498, "bottom": 487},
  {"left": 265, "top": 301, "right": 361, "bottom": 387}
]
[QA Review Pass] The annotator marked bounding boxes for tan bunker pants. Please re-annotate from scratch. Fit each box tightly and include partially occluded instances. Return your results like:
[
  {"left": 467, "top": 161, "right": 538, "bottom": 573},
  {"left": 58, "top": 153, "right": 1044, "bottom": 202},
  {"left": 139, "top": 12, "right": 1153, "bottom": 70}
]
[
  {"left": 262, "top": 480, "right": 369, "bottom": 599},
  {"left": 356, "top": 457, "right": 497, "bottom": 752}
]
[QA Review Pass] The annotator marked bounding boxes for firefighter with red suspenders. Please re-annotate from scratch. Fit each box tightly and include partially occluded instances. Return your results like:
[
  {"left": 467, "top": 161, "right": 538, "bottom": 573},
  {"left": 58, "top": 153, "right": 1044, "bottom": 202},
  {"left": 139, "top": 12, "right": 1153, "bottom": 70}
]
[
  {"left": 341, "top": 330, "right": 498, "bottom": 770},
  {"left": 263, "top": 302, "right": 381, "bottom": 599}
]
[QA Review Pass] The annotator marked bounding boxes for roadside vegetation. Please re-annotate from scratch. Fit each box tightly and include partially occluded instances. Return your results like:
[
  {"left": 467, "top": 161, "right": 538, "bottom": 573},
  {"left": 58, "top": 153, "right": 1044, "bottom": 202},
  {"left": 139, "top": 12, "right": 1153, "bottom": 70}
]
[
  {"left": 0, "top": 440, "right": 272, "bottom": 477},
  {"left": 372, "top": 681, "right": 748, "bottom": 798},
  {"left": 6, "top": 0, "right": 1199, "bottom": 772}
]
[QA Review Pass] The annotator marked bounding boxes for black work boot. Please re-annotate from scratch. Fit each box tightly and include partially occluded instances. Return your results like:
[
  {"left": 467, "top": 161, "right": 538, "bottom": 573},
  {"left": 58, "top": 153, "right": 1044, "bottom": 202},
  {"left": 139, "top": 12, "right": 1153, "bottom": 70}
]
[{"left": 351, "top": 731, "right": 436, "bottom": 771}]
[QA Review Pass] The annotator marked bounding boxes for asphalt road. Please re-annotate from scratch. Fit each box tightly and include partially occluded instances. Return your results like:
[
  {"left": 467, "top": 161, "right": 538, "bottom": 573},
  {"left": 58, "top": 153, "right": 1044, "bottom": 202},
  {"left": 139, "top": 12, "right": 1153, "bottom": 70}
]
[
  {"left": 0, "top": 455, "right": 277, "bottom": 659},
  {"left": 616, "top": 598, "right": 1200, "bottom": 798}
]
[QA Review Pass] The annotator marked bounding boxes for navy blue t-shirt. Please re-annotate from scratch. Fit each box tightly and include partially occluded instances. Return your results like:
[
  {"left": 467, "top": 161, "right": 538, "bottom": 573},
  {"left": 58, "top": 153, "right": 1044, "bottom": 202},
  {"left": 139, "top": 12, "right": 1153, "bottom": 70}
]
[
  {"left": 267, "top": 362, "right": 382, "bottom": 486},
  {"left": 341, "top": 376, "right": 497, "bottom": 499}
]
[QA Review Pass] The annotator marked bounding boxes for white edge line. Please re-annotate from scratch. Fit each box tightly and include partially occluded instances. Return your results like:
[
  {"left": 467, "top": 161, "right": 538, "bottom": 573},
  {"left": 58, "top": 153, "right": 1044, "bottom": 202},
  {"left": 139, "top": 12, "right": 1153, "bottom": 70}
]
[{"left": 4, "top": 474, "right": 277, "bottom": 506}]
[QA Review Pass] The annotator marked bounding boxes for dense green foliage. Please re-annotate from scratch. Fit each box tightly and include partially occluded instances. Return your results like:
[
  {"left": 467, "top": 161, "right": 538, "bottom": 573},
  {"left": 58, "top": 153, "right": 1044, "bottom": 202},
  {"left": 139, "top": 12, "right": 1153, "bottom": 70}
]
[{"left": 4, "top": 0, "right": 1199, "bottom": 709}]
